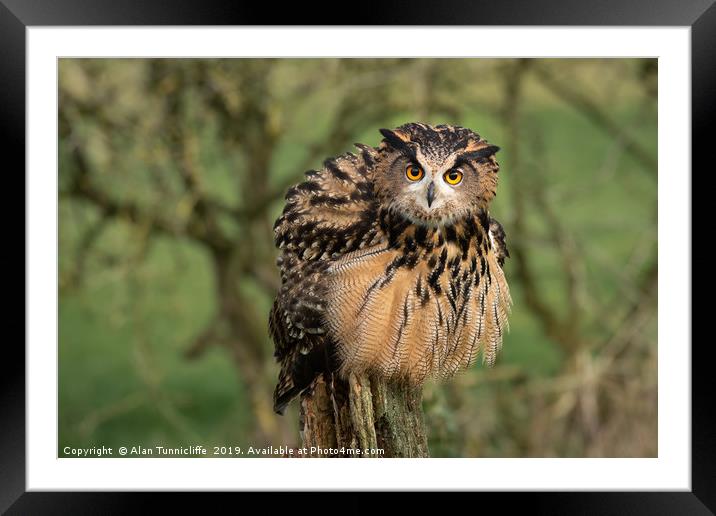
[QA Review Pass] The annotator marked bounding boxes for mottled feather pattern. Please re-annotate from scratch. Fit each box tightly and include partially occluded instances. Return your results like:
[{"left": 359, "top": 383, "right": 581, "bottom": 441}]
[
  {"left": 270, "top": 149, "right": 381, "bottom": 412},
  {"left": 324, "top": 209, "right": 511, "bottom": 383},
  {"left": 270, "top": 123, "right": 511, "bottom": 414}
]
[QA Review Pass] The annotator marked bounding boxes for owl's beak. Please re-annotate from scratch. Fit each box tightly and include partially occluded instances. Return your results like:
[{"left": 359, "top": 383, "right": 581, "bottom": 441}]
[{"left": 426, "top": 181, "right": 436, "bottom": 208}]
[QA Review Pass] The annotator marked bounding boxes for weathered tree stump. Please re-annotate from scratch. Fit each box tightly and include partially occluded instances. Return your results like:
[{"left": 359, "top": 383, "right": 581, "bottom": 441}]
[{"left": 300, "top": 373, "right": 429, "bottom": 458}]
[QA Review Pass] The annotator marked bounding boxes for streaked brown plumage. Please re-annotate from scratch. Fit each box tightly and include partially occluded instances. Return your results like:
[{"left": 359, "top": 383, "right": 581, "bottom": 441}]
[{"left": 270, "top": 123, "right": 511, "bottom": 414}]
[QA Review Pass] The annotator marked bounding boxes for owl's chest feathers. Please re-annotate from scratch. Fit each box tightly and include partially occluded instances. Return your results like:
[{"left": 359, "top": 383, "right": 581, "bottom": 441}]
[
  {"left": 344, "top": 215, "right": 497, "bottom": 321},
  {"left": 379, "top": 210, "right": 494, "bottom": 296},
  {"left": 323, "top": 210, "right": 511, "bottom": 382}
]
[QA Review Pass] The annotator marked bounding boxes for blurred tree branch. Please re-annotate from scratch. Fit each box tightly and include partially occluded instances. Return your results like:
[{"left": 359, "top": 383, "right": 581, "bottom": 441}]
[
  {"left": 502, "top": 59, "right": 574, "bottom": 349},
  {"left": 497, "top": 58, "right": 657, "bottom": 457},
  {"left": 532, "top": 63, "right": 657, "bottom": 176}
]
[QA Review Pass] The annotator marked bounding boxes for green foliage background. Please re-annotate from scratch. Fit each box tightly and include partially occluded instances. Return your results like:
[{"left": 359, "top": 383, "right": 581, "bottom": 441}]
[{"left": 59, "top": 58, "right": 657, "bottom": 457}]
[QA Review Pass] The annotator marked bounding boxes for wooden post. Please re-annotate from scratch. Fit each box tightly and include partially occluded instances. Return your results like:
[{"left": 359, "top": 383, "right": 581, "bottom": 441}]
[{"left": 299, "top": 373, "right": 429, "bottom": 458}]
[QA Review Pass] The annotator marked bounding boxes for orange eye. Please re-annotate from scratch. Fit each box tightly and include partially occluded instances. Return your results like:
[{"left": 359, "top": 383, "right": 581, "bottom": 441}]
[
  {"left": 405, "top": 164, "right": 424, "bottom": 181},
  {"left": 443, "top": 169, "right": 463, "bottom": 185}
]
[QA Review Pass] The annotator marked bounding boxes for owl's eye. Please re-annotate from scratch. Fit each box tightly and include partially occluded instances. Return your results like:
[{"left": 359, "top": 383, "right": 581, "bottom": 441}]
[
  {"left": 443, "top": 169, "right": 463, "bottom": 185},
  {"left": 405, "top": 164, "right": 424, "bottom": 181}
]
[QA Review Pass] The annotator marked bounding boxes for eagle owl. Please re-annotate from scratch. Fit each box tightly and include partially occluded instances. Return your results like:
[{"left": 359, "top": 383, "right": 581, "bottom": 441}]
[{"left": 269, "top": 123, "right": 511, "bottom": 414}]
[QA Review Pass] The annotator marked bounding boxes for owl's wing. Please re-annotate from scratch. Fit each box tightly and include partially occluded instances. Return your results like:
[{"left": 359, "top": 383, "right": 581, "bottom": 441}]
[{"left": 270, "top": 146, "right": 382, "bottom": 413}]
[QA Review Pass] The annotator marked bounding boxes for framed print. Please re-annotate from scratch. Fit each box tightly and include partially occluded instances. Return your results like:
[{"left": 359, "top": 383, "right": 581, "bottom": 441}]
[{"left": 4, "top": 0, "right": 709, "bottom": 512}]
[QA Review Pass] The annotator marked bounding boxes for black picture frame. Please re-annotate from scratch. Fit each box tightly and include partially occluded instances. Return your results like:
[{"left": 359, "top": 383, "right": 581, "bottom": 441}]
[{"left": 3, "top": 1, "right": 708, "bottom": 512}]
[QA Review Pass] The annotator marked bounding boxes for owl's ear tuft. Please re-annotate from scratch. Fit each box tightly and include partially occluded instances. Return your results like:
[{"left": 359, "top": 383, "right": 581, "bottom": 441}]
[
  {"left": 478, "top": 145, "right": 501, "bottom": 157},
  {"left": 454, "top": 145, "right": 501, "bottom": 168},
  {"left": 379, "top": 128, "right": 411, "bottom": 150},
  {"left": 465, "top": 145, "right": 500, "bottom": 160},
  {"left": 465, "top": 139, "right": 501, "bottom": 155}
]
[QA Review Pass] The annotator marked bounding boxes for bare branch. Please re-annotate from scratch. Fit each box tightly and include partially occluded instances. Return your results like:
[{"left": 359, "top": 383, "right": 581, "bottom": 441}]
[
  {"left": 501, "top": 60, "right": 574, "bottom": 349},
  {"left": 63, "top": 212, "right": 110, "bottom": 290},
  {"left": 532, "top": 64, "right": 657, "bottom": 176},
  {"left": 64, "top": 142, "right": 233, "bottom": 253}
]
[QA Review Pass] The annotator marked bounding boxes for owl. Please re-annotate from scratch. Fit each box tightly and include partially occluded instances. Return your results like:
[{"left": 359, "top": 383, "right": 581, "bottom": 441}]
[{"left": 269, "top": 123, "right": 511, "bottom": 415}]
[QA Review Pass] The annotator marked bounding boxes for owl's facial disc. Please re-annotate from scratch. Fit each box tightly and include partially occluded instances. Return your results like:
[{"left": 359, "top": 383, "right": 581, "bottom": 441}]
[
  {"left": 376, "top": 124, "right": 501, "bottom": 227},
  {"left": 403, "top": 165, "right": 461, "bottom": 225}
]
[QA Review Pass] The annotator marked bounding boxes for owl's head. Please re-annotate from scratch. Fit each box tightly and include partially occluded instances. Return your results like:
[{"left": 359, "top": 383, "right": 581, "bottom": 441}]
[{"left": 373, "top": 123, "right": 501, "bottom": 227}]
